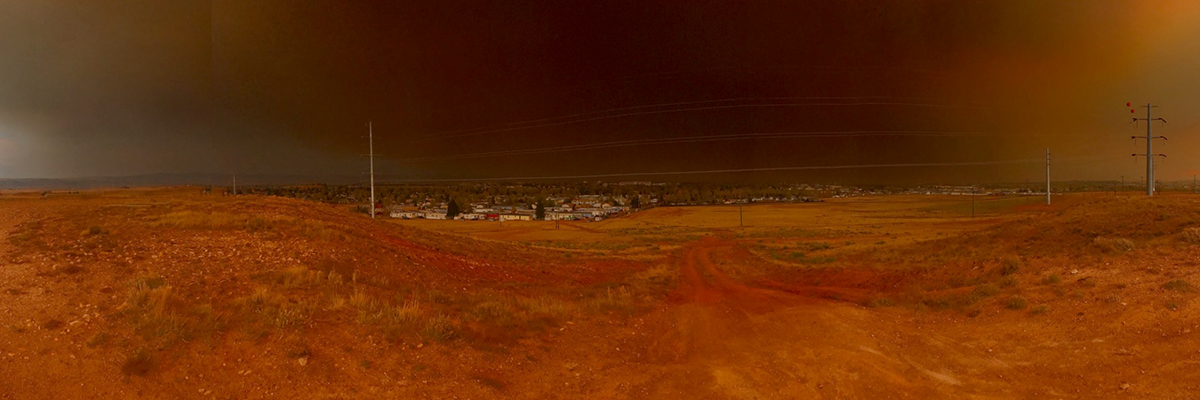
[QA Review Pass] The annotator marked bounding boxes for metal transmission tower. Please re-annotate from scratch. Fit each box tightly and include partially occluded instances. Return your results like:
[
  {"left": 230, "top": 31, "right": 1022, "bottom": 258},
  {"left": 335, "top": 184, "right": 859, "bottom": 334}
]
[
  {"left": 1128, "top": 102, "right": 1167, "bottom": 196},
  {"left": 1045, "top": 149, "right": 1051, "bottom": 205}
]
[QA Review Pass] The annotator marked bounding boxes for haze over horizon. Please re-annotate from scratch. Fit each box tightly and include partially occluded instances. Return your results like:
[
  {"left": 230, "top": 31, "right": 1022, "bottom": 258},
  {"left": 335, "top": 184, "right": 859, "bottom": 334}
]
[{"left": 2, "top": 1, "right": 1199, "bottom": 184}]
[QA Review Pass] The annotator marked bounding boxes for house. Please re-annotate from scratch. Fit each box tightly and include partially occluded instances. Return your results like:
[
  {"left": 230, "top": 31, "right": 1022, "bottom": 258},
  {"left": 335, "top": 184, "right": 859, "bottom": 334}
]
[
  {"left": 457, "top": 213, "right": 485, "bottom": 221},
  {"left": 499, "top": 214, "right": 532, "bottom": 221},
  {"left": 424, "top": 211, "right": 447, "bottom": 220},
  {"left": 546, "top": 211, "right": 575, "bottom": 221},
  {"left": 390, "top": 211, "right": 420, "bottom": 219}
]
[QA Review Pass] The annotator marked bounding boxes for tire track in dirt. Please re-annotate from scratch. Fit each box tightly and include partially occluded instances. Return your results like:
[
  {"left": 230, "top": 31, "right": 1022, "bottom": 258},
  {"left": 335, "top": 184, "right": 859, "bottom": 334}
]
[{"left": 627, "top": 235, "right": 1011, "bottom": 398}]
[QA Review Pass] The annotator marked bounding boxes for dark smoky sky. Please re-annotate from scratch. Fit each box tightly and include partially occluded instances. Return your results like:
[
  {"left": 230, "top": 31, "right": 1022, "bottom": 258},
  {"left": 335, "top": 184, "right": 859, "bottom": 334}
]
[{"left": 1, "top": 1, "right": 1199, "bottom": 183}]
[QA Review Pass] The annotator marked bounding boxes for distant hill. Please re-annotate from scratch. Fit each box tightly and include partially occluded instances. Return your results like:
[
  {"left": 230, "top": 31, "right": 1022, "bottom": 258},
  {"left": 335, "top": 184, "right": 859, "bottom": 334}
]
[{"left": 0, "top": 173, "right": 362, "bottom": 190}]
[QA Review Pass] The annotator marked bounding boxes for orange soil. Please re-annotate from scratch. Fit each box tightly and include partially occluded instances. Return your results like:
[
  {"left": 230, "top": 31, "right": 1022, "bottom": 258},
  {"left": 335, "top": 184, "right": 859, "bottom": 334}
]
[{"left": 1, "top": 189, "right": 1198, "bottom": 399}]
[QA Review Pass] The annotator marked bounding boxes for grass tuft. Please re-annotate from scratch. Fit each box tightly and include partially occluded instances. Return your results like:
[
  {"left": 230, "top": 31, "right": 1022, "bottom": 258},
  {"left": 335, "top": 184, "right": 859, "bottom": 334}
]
[
  {"left": 1163, "top": 280, "right": 1194, "bottom": 293},
  {"left": 121, "top": 348, "right": 155, "bottom": 376},
  {"left": 1093, "top": 237, "right": 1134, "bottom": 253},
  {"left": 1182, "top": 228, "right": 1200, "bottom": 244},
  {"left": 1004, "top": 296, "right": 1028, "bottom": 310},
  {"left": 421, "top": 314, "right": 457, "bottom": 342},
  {"left": 999, "top": 257, "right": 1020, "bottom": 276}
]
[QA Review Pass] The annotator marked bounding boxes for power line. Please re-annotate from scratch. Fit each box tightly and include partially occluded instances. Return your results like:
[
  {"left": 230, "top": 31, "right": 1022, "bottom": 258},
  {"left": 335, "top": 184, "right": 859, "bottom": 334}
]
[
  {"left": 426, "top": 96, "right": 954, "bottom": 137},
  {"left": 397, "top": 130, "right": 996, "bottom": 163},
  {"left": 425, "top": 65, "right": 963, "bottom": 121},
  {"left": 380, "top": 159, "right": 1042, "bottom": 183},
  {"left": 403, "top": 100, "right": 992, "bottom": 144}
]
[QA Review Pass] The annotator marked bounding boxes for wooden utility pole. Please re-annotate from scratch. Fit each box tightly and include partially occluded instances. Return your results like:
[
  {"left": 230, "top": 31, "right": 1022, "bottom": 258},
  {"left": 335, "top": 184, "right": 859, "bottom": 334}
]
[{"left": 369, "top": 121, "right": 375, "bottom": 219}]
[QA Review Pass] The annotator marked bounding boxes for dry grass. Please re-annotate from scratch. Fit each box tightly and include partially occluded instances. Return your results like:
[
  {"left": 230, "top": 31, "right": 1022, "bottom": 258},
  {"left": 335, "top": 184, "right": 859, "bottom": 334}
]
[
  {"left": 1005, "top": 296, "right": 1029, "bottom": 310},
  {"left": 999, "top": 257, "right": 1021, "bottom": 276},
  {"left": 1163, "top": 280, "right": 1194, "bottom": 293},
  {"left": 121, "top": 348, "right": 155, "bottom": 376},
  {"left": 237, "top": 287, "right": 314, "bottom": 333},
  {"left": 122, "top": 276, "right": 218, "bottom": 344},
  {"left": 586, "top": 287, "right": 635, "bottom": 314},
  {"left": 421, "top": 314, "right": 458, "bottom": 342},
  {"left": 152, "top": 211, "right": 271, "bottom": 231},
  {"left": 1093, "top": 237, "right": 1135, "bottom": 253},
  {"left": 151, "top": 210, "right": 351, "bottom": 241},
  {"left": 1182, "top": 228, "right": 1200, "bottom": 244}
]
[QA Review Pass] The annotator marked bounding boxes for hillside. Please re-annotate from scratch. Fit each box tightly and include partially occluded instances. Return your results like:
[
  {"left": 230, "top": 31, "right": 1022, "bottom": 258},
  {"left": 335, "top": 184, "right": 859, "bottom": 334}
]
[{"left": 1, "top": 189, "right": 1197, "bottom": 398}]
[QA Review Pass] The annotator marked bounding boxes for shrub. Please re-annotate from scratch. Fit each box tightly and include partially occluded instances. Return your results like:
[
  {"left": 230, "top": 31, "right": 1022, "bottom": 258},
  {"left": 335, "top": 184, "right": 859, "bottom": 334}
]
[
  {"left": 121, "top": 348, "right": 155, "bottom": 376},
  {"left": 866, "top": 297, "right": 895, "bottom": 308},
  {"left": 274, "top": 267, "right": 324, "bottom": 288},
  {"left": 239, "top": 287, "right": 312, "bottom": 330},
  {"left": 999, "top": 258, "right": 1021, "bottom": 276},
  {"left": 468, "top": 301, "right": 514, "bottom": 322},
  {"left": 86, "top": 332, "right": 111, "bottom": 348},
  {"left": 1029, "top": 305, "right": 1050, "bottom": 315},
  {"left": 586, "top": 287, "right": 635, "bottom": 314},
  {"left": 1005, "top": 296, "right": 1028, "bottom": 310},
  {"left": 966, "top": 284, "right": 1000, "bottom": 304},
  {"left": 1164, "top": 280, "right": 1194, "bottom": 293},
  {"left": 1183, "top": 228, "right": 1200, "bottom": 244},
  {"left": 421, "top": 314, "right": 457, "bottom": 342},
  {"left": 1042, "top": 275, "right": 1061, "bottom": 285},
  {"left": 518, "top": 296, "right": 570, "bottom": 319},
  {"left": 999, "top": 276, "right": 1019, "bottom": 288},
  {"left": 1093, "top": 237, "right": 1134, "bottom": 253}
]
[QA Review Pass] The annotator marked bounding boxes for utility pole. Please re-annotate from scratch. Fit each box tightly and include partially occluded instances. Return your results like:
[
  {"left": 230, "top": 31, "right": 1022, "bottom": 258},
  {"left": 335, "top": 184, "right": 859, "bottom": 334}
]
[
  {"left": 1129, "top": 102, "right": 1167, "bottom": 196},
  {"left": 971, "top": 185, "right": 976, "bottom": 219},
  {"left": 1046, "top": 148, "right": 1051, "bottom": 205},
  {"left": 369, "top": 121, "right": 376, "bottom": 219},
  {"left": 739, "top": 201, "right": 744, "bottom": 228},
  {"left": 232, "top": 173, "right": 237, "bottom": 196}
]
